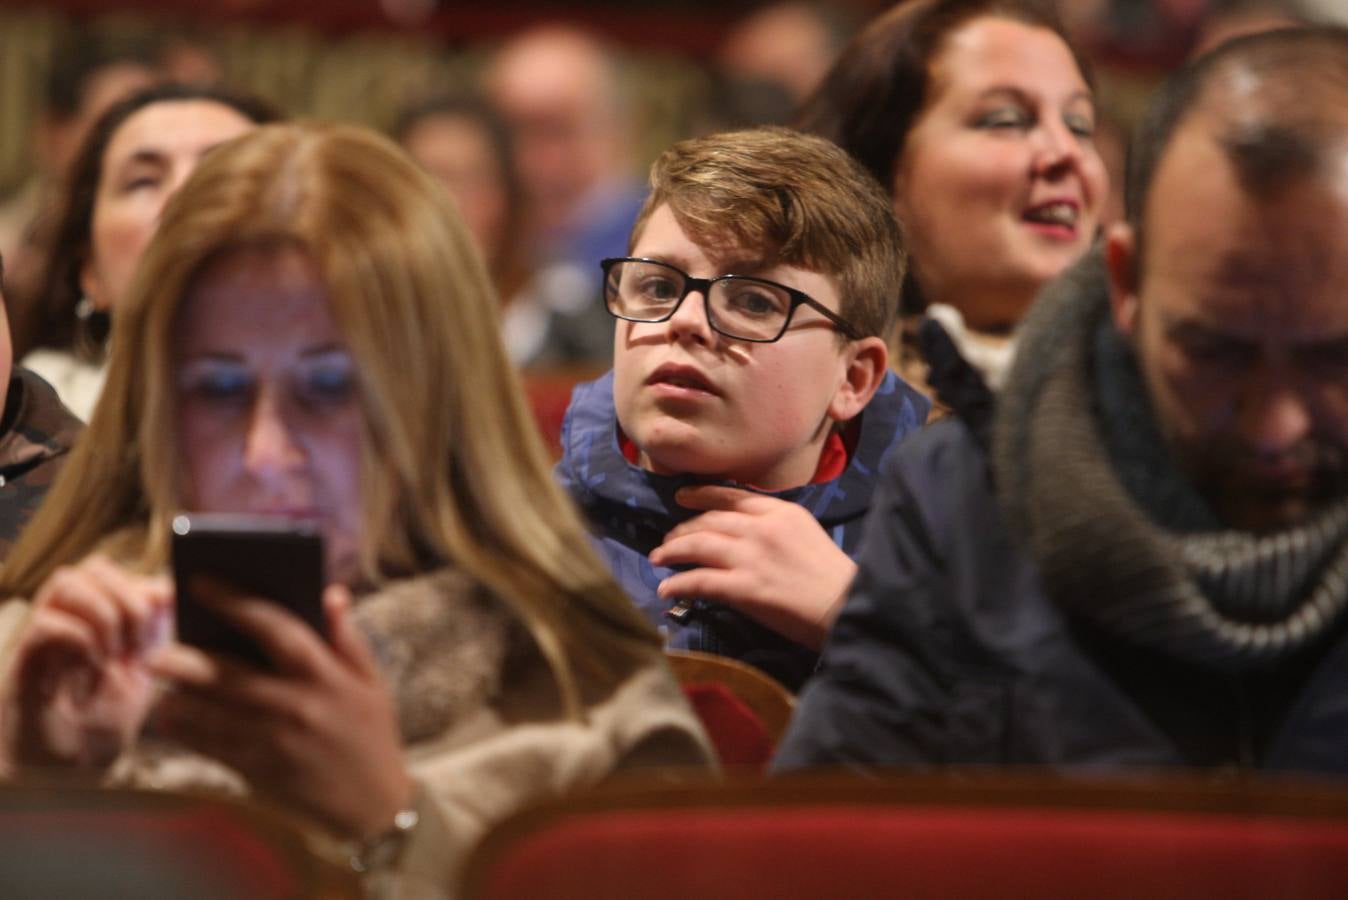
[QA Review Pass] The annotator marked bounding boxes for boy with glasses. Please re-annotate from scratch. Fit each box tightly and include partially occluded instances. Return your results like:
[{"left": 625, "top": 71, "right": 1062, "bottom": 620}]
[{"left": 557, "top": 127, "right": 928, "bottom": 690}]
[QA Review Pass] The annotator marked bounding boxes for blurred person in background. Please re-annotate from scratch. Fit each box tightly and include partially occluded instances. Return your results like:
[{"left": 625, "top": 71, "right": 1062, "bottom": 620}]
[
  {"left": 0, "top": 33, "right": 160, "bottom": 306},
  {"left": 158, "top": 31, "right": 225, "bottom": 86},
  {"left": 797, "top": 0, "right": 1107, "bottom": 427},
  {"left": 12, "top": 83, "right": 279, "bottom": 420},
  {"left": 1191, "top": 0, "right": 1309, "bottom": 56},
  {"left": 0, "top": 254, "right": 80, "bottom": 559},
  {"left": 484, "top": 24, "right": 645, "bottom": 368},
  {"left": 395, "top": 95, "right": 612, "bottom": 369},
  {"left": 693, "top": 2, "right": 854, "bottom": 135},
  {"left": 0, "top": 122, "right": 712, "bottom": 896},
  {"left": 717, "top": 2, "right": 855, "bottom": 108}
]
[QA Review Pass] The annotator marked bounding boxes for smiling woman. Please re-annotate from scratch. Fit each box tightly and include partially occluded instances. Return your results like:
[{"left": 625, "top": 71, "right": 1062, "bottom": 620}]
[
  {"left": 798, "top": 0, "right": 1108, "bottom": 403},
  {"left": 0, "top": 122, "right": 712, "bottom": 896}
]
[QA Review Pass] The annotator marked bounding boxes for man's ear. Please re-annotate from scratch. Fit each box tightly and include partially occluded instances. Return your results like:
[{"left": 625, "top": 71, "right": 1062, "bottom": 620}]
[
  {"left": 828, "top": 336, "right": 888, "bottom": 423},
  {"left": 1105, "top": 221, "right": 1140, "bottom": 340}
]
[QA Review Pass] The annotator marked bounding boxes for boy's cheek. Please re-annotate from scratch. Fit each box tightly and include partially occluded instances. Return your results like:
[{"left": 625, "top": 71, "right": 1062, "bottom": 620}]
[{"left": 611, "top": 370, "right": 642, "bottom": 436}]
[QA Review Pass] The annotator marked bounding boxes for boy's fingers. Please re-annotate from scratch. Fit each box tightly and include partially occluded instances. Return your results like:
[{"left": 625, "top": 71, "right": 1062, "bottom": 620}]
[
  {"left": 673, "top": 485, "right": 773, "bottom": 513},
  {"left": 663, "top": 510, "right": 752, "bottom": 542},
  {"left": 650, "top": 532, "right": 741, "bottom": 570},
  {"left": 658, "top": 569, "right": 759, "bottom": 607}
]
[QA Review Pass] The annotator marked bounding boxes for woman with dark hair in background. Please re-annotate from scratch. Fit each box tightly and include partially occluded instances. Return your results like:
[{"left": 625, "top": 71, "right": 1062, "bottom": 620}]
[
  {"left": 13, "top": 83, "right": 280, "bottom": 419},
  {"left": 797, "top": 0, "right": 1108, "bottom": 423}
]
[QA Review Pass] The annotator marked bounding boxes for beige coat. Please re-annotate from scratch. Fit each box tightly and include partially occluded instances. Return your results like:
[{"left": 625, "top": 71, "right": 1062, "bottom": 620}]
[{"left": 3, "top": 570, "right": 715, "bottom": 897}]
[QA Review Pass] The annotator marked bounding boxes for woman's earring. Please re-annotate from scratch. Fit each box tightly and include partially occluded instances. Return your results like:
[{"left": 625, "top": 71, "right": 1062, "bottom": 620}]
[{"left": 75, "top": 296, "right": 96, "bottom": 321}]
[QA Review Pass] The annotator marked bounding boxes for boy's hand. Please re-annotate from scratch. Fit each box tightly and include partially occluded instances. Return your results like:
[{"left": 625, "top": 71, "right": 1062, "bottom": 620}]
[{"left": 650, "top": 485, "right": 856, "bottom": 651}]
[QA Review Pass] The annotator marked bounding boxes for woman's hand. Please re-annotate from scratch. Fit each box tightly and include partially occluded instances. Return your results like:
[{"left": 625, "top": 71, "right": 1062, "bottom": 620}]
[
  {"left": 2, "top": 556, "right": 171, "bottom": 771},
  {"left": 149, "top": 584, "right": 413, "bottom": 840},
  {"left": 649, "top": 485, "right": 857, "bottom": 651}
]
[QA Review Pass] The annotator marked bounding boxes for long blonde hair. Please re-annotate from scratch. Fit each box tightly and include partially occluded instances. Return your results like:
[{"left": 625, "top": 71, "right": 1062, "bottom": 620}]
[{"left": 1, "top": 122, "right": 660, "bottom": 711}]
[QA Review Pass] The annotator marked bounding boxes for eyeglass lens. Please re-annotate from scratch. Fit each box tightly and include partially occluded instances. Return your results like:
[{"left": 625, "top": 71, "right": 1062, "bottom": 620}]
[{"left": 605, "top": 259, "right": 793, "bottom": 341}]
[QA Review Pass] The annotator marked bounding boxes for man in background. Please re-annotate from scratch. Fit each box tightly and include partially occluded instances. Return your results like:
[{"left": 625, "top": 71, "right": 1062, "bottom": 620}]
[{"left": 485, "top": 25, "right": 646, "bottom": 367}]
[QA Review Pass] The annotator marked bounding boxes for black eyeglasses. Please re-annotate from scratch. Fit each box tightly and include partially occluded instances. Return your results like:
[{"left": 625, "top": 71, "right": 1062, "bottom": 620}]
[{"left": 600, "top": 257, "right": 861, "bottom": 343}]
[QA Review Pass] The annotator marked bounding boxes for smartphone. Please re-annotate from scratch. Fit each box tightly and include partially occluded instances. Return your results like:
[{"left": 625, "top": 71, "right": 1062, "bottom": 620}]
[{"left": 171, "top": 512, "right": 327, "bottom": 669}]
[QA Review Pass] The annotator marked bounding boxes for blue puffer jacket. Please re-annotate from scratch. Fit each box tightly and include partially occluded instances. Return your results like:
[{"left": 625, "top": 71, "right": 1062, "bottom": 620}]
[{"left": 556, "top": 369, "right": 929, "bottom": 691}]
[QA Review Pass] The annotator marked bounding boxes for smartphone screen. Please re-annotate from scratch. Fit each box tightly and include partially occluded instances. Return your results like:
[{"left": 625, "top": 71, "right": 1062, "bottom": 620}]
[{"left": 171, "top": 513, "right": 327, "bottom": 668}]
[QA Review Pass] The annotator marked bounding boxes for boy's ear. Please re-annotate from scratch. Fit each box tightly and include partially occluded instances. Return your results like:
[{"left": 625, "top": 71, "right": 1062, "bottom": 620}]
[{"left": 828, "top": 336, "right": 888, "bottom": 423}]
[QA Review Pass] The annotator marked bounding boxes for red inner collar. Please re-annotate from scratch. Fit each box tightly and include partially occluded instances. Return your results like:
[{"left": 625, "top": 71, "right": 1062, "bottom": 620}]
[{"left": 619, "top": 421, "right": 854, "bottom": 487}]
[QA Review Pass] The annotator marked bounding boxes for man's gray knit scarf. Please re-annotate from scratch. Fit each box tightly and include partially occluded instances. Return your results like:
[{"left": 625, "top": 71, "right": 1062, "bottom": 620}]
[{"left": 993, "top": 250, "right": 1348, "bottom": 672}]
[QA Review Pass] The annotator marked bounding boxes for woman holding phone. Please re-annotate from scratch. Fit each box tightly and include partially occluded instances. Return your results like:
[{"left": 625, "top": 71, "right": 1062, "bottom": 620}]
[{"left": 0, "top": 122, "right": 712, "bottom": 895}]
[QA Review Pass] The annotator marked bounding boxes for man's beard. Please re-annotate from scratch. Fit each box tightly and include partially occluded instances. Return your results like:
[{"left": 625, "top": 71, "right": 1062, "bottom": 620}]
[{"left": 1186, "top": 439, "right": 1348, "bottom": 533}]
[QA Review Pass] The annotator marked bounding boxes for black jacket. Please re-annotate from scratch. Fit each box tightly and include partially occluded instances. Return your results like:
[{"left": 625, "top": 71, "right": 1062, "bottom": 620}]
[
  {"left": 776, "top": 254, "right": 1348, "bottom": 775},
  {"left": 775, "top": 421, "right": 1348, "bottom": 773},
  {"left": 0, "top": 368, "right": 81, "bottom": 558}
]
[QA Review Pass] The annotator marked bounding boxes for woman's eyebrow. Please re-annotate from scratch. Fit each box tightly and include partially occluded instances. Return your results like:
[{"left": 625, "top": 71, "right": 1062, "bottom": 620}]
[
  {"left": 116, "top": 149, "right": 170, "bottom": 170},
  {"left": 975, "top": 85, "right": 1093, "bottom": 107}
]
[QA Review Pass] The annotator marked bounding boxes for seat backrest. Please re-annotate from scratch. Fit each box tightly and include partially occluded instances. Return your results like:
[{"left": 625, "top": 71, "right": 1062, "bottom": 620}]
[
  {"left": 461, "top": 773, "right": 1348, "bottom": 900},
  {"left": 665, "top": 649, "right": 796, "bottom": 771},
  {"left": 0, "top": 785, "right": 359, "bottom": 900},
  {"left": 521, "top": 365, "right": 605, "bottom": 458}
]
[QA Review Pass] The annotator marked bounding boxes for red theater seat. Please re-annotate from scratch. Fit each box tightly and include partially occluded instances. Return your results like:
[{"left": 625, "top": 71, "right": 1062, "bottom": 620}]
[
  {"left": 0, "top": 785, "right": 358, "bottom": 899},
  {"left": 665, "top": 649, "right": 796, "bottom": 772},
  {"left": 521, "top": 365, "right": 604, "bottom": 458},
  {"left": 462, "top": 773, "right": 1348, "bottom": 900}
]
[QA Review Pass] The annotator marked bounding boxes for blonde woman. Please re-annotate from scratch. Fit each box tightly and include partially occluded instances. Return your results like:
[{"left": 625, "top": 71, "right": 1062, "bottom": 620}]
[{"left": 0, "top": 122, "right": 712, "bottom": 895}]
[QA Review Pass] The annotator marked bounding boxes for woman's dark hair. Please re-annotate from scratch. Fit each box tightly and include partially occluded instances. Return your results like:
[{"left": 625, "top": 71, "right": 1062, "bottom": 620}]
[
  {"left": 794, "top": 0, "right": 1091, "bottom": 313},
  {"left": 13, "top": 82, "right": 281, "bottom": 362}
]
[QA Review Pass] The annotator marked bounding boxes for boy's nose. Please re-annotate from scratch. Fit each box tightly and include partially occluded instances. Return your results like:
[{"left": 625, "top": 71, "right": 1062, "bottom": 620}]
[{"left": 665, "top": 289, "right": 716, "bottom": 344}]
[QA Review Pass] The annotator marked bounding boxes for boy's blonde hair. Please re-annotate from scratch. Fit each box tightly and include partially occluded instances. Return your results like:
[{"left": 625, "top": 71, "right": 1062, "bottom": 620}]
[{"left": 630, "top": 126, "right": 906, "bottom": 340}]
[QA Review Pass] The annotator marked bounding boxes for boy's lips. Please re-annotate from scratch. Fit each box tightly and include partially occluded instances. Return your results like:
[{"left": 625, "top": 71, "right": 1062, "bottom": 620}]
[{"left": 647, "top": 362, "right": 720, "bottom": 397}]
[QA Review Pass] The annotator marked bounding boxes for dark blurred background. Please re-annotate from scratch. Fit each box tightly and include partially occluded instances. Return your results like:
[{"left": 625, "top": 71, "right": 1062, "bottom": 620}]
[{"left": 0, "top": 0, "right": 1341, "bottom": 208}]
